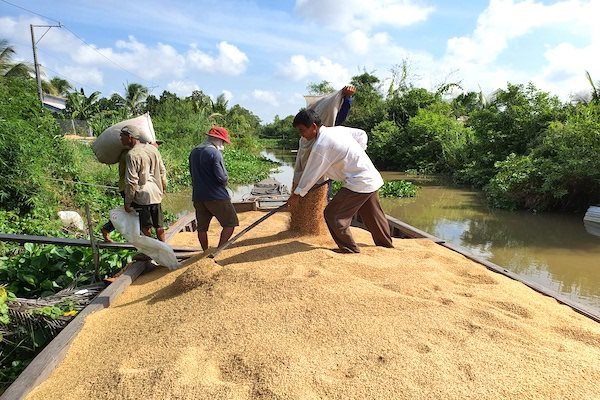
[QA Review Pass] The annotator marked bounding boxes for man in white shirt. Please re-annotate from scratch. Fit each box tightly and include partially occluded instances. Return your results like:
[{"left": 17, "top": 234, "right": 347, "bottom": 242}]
[{"left": 287, "top": 109, "right": 393, "bottom": 254}]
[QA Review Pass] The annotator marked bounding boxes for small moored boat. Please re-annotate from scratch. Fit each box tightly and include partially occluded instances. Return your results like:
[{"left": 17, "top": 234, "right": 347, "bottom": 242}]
[
  {"left": 243, "top": 178, "right": 290, "bottom": 209},
  {"left": 583, "top": 205, "right": 600, "bottom": 237}
]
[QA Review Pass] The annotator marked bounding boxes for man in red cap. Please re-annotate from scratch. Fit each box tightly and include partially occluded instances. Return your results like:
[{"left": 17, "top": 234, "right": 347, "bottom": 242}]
[{"left": 188, "top": 126, "right": 239, "bottom": 251}]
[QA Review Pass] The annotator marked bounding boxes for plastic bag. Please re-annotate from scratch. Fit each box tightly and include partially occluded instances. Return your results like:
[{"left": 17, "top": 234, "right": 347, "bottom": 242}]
[
  {"left": 109, "top": 207, "right": 179, "bottom": 270},
  {"left": 57, "top": 211, "right": 85, "bottom": 231},
  {"left": 92, "top": 113, "right": 157, "bottom": 164}
]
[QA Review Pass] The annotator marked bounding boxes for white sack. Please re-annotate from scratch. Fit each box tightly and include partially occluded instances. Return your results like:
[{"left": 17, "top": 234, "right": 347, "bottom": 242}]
[
  {"left": 109, "top": 207, "right": 179, "bottom": 270},
  {"left": 92, "top": 113, "right": 157, "bottom": 164},
  {"left": 304, "top": 90, "right": 344, "bottom": 127},
  {"left": 57, "top": 211, "right": 85, "bottom": 231}
]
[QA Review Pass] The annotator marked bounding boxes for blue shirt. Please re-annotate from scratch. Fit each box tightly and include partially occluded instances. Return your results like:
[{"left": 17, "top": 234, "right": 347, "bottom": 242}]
[
  {"left": 335, "top": 96, "right": 353, "bottom": 126},
  {"left": 189, "top": 144, "right": 230, "bottom": 201}
]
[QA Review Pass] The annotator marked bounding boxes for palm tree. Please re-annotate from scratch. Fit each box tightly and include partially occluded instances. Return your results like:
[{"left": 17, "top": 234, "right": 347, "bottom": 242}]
[
  {"left": 123, "top": 82, "right": 149, "bottom": 116},
  {"left": 585, "top": 71, "right": 599, "bottom": 103},
  {"left": 65, "top": 89, "right": 101, "bottom": 120},
  {"left": 42, "top": 76, "right": 72, "bottom": 96},
  {"left": 0, "top": 39, "right": 32, "bottom": 78},
  {"left": 212, "top": 93, "right": 229, "bottom": 115}
]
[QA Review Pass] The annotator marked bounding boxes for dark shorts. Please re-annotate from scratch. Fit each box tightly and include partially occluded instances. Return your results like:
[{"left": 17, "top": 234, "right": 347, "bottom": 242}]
[
  {"left": 132, "top": 203, "right": 164, "bottom": 229},
  {"left": 194, "top": 200, "right": 239, "bottom": 231}
]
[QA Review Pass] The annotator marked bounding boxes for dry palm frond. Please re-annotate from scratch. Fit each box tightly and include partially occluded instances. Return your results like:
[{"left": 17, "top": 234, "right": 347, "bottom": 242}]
[{"left": 3, "top": 283, "right": 105, "bottom": 339}]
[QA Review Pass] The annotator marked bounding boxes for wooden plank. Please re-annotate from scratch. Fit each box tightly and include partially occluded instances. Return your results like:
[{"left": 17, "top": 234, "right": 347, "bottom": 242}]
[
  {"left": 164, "top": 213, "right": 196, "bottom": 241},
  {"left": 0, "top": 233, "right": 199, "bottom": 252},
  {"left": 0, "top": 261, "right": 148, "bottom": 400},
  {"left": 351, "top": 214, "right": 445, "bottom": 243}
]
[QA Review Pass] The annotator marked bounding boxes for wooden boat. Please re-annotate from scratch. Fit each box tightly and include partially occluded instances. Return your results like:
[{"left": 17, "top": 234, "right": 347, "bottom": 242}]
[
  {"left": 4, "top": 202, "right": 599, "bottom": 400},
  {"left": 242, "top": 178, "right": 290, "bottom": 209},
  {"left": 584, "top": 205, "right": 600, "bottom": 237}
]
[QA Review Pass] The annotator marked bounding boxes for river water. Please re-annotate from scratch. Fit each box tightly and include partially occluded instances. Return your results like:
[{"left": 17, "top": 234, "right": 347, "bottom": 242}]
[{"left": 164, "top": 149, "right": 600, "bottom": 316}]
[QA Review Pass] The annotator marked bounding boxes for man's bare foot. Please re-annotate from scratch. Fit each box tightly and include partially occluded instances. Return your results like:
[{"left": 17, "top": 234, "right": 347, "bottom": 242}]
[{"left": 101, "top": 228, "right": 113, "bottom": 243}]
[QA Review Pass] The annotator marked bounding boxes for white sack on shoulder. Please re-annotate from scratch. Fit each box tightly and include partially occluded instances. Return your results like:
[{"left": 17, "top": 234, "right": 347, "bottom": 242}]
[
  {"left": 304, "top": 90, "right": 344, "bottom": 127},
  {"left": 92, "top": 113, "right": 157, "bottom": 164},
  {"left": 109, "top": 207, "right": 179, "bottom": 270}
]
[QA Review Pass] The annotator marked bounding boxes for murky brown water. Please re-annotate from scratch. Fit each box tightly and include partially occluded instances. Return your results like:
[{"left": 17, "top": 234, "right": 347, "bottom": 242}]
[{"left": 165, "top": 150, "right": 600, "bottom": 316}]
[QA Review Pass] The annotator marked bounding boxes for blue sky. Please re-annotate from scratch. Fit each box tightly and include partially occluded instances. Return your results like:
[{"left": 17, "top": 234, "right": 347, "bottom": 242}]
[{"left": 1, "top": 0, "right": 599, "bottom": 124}]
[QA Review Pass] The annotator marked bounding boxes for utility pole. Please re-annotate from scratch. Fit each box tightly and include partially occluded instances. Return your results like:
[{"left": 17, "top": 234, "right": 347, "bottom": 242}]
[{"left": 30, "top": 23, "right": 61, "bottom": 105}]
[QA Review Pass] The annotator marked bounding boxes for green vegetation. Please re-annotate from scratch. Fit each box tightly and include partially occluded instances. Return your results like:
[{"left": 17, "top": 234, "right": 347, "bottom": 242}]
[
  {"left": 331, "top": 180, "right": 418, "bottom": 198},
  {"left": 263, "top": 64, "right": 600, "bottom": 212}
]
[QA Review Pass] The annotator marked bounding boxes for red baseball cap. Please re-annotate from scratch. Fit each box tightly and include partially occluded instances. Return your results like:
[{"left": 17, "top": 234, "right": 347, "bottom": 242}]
[{"left": 207, "top": 126, "right": 231, "bottom": 144}]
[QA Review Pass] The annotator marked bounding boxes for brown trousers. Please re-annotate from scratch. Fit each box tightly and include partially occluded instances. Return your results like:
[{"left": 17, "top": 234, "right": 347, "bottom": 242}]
[{"left": 324, "top": 187, "right": 393, "bottom": 253}]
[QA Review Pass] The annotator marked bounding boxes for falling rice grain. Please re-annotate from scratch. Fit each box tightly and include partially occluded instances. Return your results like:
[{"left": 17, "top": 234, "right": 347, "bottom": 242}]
[{"left": 289, "top": 184, "right": 328, "bottom": 235}]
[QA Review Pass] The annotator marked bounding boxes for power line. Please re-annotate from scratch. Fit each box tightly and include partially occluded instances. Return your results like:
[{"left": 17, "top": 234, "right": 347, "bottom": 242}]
[
  {"left": 61, "top": 26, "right": 153, "bottom": 85},
  {"left": 37, "top": 49, "right": 103, "bottom": 93},
  {"left": 0, "top": 0, "right": 60, "bottom": 24}
]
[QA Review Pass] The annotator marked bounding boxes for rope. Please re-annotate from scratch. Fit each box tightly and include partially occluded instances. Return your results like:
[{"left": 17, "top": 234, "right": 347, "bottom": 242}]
[{"left": 46, "top": 177, "right": 119, "bottom": 190}]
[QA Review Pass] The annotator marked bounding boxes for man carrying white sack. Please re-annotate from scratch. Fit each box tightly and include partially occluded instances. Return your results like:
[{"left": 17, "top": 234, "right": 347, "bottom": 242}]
[
  {"left": 293, "top": 85, "right": 355, "bottom": 189},
  {"left": 120, "top": 125, "right": 168, "bottom": 242},
  {"left": 287, "top": 109, "right": 394, "bottom": 254}
]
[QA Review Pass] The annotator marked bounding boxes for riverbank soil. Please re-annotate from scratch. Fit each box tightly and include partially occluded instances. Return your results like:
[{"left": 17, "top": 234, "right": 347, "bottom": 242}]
[{"left": 27, "top": 212, "right": 600, "bottom": 399}]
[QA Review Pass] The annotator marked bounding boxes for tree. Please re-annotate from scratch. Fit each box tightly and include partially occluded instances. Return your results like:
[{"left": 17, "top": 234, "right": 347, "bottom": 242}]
[
  {"left": 213, "top": 93, "right": 229, "bottom": 115},
  {"left": 65, "top": 89, "right": 101, "bottom": 120},
  {"left": 463, "top": 83, "right": 564, "bottom": 186},
  {"left": 307, "top": 80, "right": 335, "bottom": 95},
  {"left": 346, "top": 71, "right": 386, "bottom": 133},
  {"left": 0, "top": 39, "right": 32, "bottom": 78},
  {"left": 123, "top": 82, "right": 149, "bottom": 116},
  {"left": 42, "top": 76, "right": 72, "bottom": 96}
]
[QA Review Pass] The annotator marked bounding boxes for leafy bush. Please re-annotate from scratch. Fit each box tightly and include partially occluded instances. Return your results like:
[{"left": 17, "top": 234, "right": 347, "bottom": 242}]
[
  {"left": 0, "top": 78, "right": 71, "bottom": 214},
  {"left": 379, "top": 180, "right": 418, "bottom": 198},
  {"left": 331, "top": 180, "right": 418, "bottom": 198},
  {"left": 0, "top": 243, "right": 132, "bottom": 298},
  {"left": 485, "top": 102, "right": 600, "bottom": 211}
]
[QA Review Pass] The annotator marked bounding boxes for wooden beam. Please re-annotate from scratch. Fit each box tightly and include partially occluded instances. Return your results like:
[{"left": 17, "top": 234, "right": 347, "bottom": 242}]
[{"left": 0, "top": 233, "right": 199, "bottom": 253}]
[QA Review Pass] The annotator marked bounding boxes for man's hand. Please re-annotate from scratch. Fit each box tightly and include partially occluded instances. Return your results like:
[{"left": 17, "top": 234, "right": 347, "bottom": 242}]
[
  {"left": 342, "top": 85, "right": 356, "bottom": 97},
  {"left": 124, "top": 203, "right": 133, "bottom": 213},
  {"left": 287, "top": 193, "right": 300, "bottom": 208}
]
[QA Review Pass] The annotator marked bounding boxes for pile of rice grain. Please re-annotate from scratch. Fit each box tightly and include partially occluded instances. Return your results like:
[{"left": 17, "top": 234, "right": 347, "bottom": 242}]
[
  {"left": 288, "top": 184, "right": 328, "bottom": 235},
  {"left": 173, "top": 258, "right": 222, "bottom": 292},
  {"left": 26, "top": 211, "right": 600, "bottom": 400}
]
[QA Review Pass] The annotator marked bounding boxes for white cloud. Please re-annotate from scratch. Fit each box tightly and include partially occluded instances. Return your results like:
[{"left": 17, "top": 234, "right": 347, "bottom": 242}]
[
  {"left": 440, "top": 0, "right": 600, "bottom": 101},
  {"left": 294, "top": 0, "right": 434, "bottom": 32},
  {"left": 344, "top": 30, "right": 370, "bottom": 54},
  {"left": 445, "top": 0, "right": 599, "bottom": 66},
  {"left": 73, "top": 36, "right": 186, "bottom": 80},
  {"left": 278, "top": 55, "right": 350, "bottom": 87},
  {"left": 57, "top": 66, "right": 103, "bottom": 86},
  {"left": 187, "top": 41, "right": 249, "bottom": 75},
  {"left": 253, "top": 90, "right": 279, "bottom": 106},
  {"left": 166, "top": 80, "right": 200, "bottom": 96},
  {"left": 537, "top": 41, "right": 599, "bottom": 99}
]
